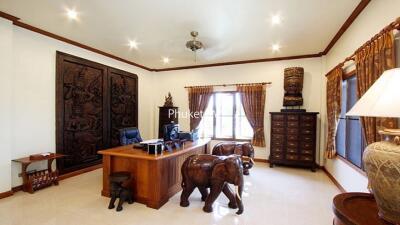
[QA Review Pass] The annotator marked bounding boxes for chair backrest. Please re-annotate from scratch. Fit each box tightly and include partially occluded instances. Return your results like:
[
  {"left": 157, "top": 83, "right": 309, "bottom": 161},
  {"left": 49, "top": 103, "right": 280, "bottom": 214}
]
[{"left": 119, "top": 127, "right": 143, "bottom": 145}]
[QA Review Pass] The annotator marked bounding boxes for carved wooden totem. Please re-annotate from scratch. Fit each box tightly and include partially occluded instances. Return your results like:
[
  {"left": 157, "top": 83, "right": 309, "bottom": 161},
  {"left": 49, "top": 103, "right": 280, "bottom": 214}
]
[
  {"left": 56, "top": 52, "right": 138, "bottom": 174},
  {"left": 283, "top": 67, "right": 304, "bottom": 107}
]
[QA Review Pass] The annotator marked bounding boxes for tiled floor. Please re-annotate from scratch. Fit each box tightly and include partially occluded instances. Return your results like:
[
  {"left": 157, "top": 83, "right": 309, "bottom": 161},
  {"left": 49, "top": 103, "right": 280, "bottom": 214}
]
[{"left": 0, "top": 163, "right": 339, "bottom": 225}]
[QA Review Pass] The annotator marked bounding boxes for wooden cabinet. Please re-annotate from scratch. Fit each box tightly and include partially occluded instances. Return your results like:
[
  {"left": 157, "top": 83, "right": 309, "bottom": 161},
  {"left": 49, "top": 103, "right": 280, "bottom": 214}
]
[
  {"left": 269, "top": 112, "right": 318, "bottom": 171},
  {"left": 56, "top": 52, "right": 138, "bottom": 174},
  {"left": 158, "top": 106, "right": 178, "bottom": 138}
]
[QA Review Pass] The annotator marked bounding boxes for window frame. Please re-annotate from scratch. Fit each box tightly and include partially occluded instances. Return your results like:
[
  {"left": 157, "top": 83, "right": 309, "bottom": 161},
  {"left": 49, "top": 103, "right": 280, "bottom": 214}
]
[
  {"left": 335, "top": 70, "right": 367, "bottom": 172},
  {"left": 203, "top": 91, "right": 252, "bottom": 141}
]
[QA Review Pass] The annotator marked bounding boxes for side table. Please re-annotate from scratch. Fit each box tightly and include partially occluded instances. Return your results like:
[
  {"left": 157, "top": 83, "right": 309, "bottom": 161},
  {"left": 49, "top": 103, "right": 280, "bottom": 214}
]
[{"left": 12, "top": 153, "right": 66, "bottom": 193}]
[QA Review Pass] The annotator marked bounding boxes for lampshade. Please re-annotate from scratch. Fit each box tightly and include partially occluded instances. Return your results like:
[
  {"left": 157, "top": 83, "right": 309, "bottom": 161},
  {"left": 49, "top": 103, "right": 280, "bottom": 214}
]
[{"left": 346, "top": 68, "right": 400, "bottom": 118}]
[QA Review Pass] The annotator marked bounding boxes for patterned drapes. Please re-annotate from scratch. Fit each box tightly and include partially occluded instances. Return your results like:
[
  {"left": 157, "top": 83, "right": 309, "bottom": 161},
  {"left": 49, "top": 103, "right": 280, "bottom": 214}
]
[
  {"left": 355, "top": 31, "right": 398, "bottom": 145},
  {"left": 325, "top": 67, "right": 343, "bottom": 159},
  {"left": 237, "top": 84, "right": 266, "bottom": 147},
  {"left": 188, "top": 86, "right": 213, "bottom": 131}
]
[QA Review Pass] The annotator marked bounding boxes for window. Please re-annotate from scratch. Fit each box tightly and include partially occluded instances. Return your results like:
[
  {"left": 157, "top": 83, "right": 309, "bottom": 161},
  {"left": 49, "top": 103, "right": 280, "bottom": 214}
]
[
  {"left": 335, "top": 75, "right": 366, "bottom": 168},
  {"left": 198, "top": 92, "right": 253, "bottom": 140}
]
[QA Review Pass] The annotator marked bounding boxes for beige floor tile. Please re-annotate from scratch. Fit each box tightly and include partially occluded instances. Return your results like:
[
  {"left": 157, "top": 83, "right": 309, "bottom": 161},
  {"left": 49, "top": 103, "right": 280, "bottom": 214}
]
[{"left": 0, "top": 163, "right": 339, "bottom": 225}]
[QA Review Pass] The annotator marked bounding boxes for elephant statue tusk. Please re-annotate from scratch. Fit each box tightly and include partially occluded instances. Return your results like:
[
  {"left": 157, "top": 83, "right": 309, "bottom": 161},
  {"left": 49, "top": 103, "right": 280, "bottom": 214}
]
[
  {"left": 235, "top": 185, "right": 241, "bottom": 201},
  {"left": 250, "top": 158, "right": 254, "bottom": 164}
]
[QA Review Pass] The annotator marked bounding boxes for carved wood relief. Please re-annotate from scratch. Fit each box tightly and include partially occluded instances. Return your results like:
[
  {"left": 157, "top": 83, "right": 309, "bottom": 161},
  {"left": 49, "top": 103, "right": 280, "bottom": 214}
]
[
  {"left": 109, "top": 68, "right": 138, "bottom": 147},
  {"left": 56, "top": 52, "right": 138, "bottom": 174}
]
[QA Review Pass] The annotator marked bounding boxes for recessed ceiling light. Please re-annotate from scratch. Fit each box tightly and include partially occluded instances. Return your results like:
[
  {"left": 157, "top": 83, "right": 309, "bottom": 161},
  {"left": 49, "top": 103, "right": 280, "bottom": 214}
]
[
  {"left": 129, "top": 40, "right": 139, "bottom": 49},
  {"left": 271, "top": 14, "right": 281, "bottom": 25},
  {"left": 272, "top": 44, "right": 281, "bottom": 51},
  {"left": 162, "top": 57, "right": 170, "bottom": 64},
  {"left": 66, "top": 8, "right": 78, "bottom": 20}
]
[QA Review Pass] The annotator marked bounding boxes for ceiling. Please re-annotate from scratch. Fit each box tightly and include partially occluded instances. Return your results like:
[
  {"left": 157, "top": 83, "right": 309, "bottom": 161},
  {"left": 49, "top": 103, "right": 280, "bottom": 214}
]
[{"left": 0, "top": 0, "right": 361, "bottom": 69}]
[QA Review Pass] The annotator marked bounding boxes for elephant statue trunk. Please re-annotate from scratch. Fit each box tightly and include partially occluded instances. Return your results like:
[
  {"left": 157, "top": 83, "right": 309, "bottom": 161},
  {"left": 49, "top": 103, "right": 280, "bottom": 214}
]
[{"left": 234, "top": 178, "right": 244, "bottom": 214}]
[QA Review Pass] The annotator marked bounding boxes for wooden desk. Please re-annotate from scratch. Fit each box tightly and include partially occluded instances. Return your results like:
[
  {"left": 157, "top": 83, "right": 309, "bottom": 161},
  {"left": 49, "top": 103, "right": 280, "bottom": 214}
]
[
  {"left": 98, "top": 139, "right": 210, "bottom": 209},
  {"left": 333, "top": 192, "right": 394, "bottom": 225}
]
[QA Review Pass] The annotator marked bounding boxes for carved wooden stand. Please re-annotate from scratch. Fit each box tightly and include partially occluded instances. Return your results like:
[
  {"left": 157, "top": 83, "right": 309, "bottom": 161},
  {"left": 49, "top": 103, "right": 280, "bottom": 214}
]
[{"left": 12, "top": 153, "right": 65, "bottom": 193}]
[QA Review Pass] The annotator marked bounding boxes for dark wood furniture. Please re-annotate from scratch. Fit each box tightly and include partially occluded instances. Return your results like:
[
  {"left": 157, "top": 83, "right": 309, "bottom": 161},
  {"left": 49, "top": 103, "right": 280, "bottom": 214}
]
[
  {"left": 98, "top": 138, "right": 210, "bottom": 209},
  {"left": 12, "top": 153, "right": 65, "bottom": 193},
  {"left": 108, "top": 171, "right": 133, "bottom": 212},
  {"left": 56, "top": 52, "right": 138, "bottom": 174},
  {"left": 158, "top": 106, "right": 178, "bottom": 138},
  {"left": 269, "top": 112, "right": 318, "bottom": 171},
  {"left": 333, "top": 192, "right": 394, "bottom": 225}
]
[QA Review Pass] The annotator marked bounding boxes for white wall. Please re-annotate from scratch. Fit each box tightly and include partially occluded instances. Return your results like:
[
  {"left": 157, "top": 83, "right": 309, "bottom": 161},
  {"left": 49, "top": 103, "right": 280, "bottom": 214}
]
[
  {"left": 1, "top": 23, "right": 156, "bottom": 188},
  {"left": 322, "top": 0, "right": 400, "bottom": 192},
  {"left": 0, "top": 18, "right": 13, "bottom": 193},
  {"left": 154, "top": 58, "right": 324, "bottom": 160},
  {"left": 2, "top": 0, "right": 398, "bottom": 193}
]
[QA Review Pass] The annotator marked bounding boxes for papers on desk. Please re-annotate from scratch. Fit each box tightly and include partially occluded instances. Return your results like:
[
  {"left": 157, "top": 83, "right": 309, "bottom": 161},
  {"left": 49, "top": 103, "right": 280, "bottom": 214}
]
[{"left": 140, "top": 139, "right": 163, "bottom": 144}]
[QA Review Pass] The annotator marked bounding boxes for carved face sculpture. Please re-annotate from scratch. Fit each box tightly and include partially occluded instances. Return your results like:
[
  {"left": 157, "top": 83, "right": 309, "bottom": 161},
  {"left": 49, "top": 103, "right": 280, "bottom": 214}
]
[
  {"left": 283, "top": 67, "right": 304, "bottom": 107},
  {"left": 284, "top": 74, "right": 303, "bottom": 94}
]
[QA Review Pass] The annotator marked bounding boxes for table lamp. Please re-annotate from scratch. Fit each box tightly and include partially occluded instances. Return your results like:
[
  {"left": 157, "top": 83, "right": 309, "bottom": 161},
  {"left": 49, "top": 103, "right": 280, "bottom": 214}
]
[{"left": 346, "top": 68, "right": 400, "bottom": 224}]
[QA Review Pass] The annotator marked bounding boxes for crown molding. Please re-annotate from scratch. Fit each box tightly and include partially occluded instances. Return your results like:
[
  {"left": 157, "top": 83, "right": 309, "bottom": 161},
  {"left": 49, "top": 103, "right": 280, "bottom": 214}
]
[
  {"left": 0, "top": 0, "right": 370, "bottom": 72},
  {"left": 153, "top": 53, "right": 323, "bottom": 72},
  {"left": 0, "top": 11, "right": 19, "bottom": 22},
  {"left": 321, "top": 0, "right": 371, "bottom": 55}
]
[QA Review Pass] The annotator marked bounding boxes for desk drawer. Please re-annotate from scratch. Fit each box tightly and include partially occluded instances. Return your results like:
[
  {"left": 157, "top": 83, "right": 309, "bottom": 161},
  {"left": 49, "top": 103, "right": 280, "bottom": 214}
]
[
  {"left": 272, "top": 120, "right": 285, "bottom": 127},
  {"left": 287, "top": 141, "right": 298, "bottom": 149},
  {"left": 271, "top": 153, "right": 284, "bottom": 160},
  {"left": 287, "top": 115, "right": 299, "bottom": 121},
  {"left": 272, "top": 127, "right": 285, "bottom": 134},
  {"left": 272, "top": 114, "right": 285, "bottom": 121},
  {"left": 287, "top": 135, "right": 298, "bottom": 141},
  {"left": 286, "top": 154, "right": 298, "bottom": 160},
  {"left": 288, "top": 121, "right": 299, "bottom": 128},
  {"left": 301, "top": 128, "right": 314, "bottom": 135}
]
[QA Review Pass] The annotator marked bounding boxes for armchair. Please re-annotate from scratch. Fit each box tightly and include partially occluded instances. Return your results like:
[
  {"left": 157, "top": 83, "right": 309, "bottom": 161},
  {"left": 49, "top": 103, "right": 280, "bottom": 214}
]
[{"left": 119, "top": 127, "right": 143, "bottom": 145}]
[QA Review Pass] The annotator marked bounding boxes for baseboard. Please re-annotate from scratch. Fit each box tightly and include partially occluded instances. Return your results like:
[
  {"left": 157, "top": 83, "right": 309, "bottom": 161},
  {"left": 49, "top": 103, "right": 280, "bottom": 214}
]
[
  {"left": 11, "top": 185, "right": 22, "bottom": 193},
  {"left": 321, "top": 166, "right": 346, "bottom": 193},
  {"left": 0, "top": 190, "right": 13, "bottom": 199},
  {"left": 59, "top": 163, "right": 103, "bottom": 181},
  {"left": 254, "top": 158, "right": 269, "bottom": 163}
]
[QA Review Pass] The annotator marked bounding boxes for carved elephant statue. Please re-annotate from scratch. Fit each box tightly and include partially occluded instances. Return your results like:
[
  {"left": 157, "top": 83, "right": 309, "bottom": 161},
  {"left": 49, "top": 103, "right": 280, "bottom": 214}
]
[
  {"left": 212, "top": 142, "right": 255, "bottom": 175},
  {"left": 108, "top": 172, "right": 134, "bottom": 212},
  {"left": 180, "top": 154, "right": 244, "bottom": 215}
]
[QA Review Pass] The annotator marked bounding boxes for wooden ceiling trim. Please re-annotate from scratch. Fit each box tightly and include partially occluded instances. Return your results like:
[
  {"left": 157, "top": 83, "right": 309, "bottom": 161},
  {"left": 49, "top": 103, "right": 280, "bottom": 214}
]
[
  {"left": 0, "top": 11, "right": 19, "bottom": 22},
  {"left": 321, "top": 0, "right": 371, "bottom": 55},
  {"left": 12, "top": 20, "right": 154, "bottom": 71},
  {"left": 154, "top": 53, "right": 323, "bottom": 72}
]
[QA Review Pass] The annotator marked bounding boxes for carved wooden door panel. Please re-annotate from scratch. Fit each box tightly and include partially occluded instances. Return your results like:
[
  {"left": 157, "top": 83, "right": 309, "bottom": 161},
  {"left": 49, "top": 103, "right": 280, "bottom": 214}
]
[
  {"left": 108, "top": 68, "right": 138, "bottom": 147},
  {"left": 56, "top": 52, "right": 108, "bottom": 174}
]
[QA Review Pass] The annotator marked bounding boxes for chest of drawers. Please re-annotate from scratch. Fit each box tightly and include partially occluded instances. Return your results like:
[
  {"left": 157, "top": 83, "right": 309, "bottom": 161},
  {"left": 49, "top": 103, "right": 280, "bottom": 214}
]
[{"left": 269, "top": 112, "right": 318, "bottom": 171}]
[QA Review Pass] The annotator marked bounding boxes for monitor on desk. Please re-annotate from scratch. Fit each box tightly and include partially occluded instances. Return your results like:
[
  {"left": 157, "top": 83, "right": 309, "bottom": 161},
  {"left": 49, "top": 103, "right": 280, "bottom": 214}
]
[{"left": 163, "top": 123, "right": 179, "bottom": 141}]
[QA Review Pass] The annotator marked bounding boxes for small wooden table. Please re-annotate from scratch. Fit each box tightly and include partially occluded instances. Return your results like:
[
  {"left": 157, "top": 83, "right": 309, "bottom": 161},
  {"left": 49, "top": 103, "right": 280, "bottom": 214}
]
[
  {"left": 333, "top": 192, "right": 394, "bottom": 225},
  {"left": 98, "top": 138, "right": 210, "bottom": 209},
  {"left": 12, "top": 153, "right": 65, "bottom": 193}
]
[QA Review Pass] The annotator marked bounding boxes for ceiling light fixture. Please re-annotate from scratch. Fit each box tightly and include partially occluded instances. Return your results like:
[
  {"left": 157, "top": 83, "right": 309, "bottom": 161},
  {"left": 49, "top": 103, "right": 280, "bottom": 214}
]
[
  {"left": 129, "top": 40, "right": 139, "bottom": 49},
  {"left": 162, "top": 57, "right": 170, "bottom": 64},
  {"left": 272, "top": 44, "right": 281, "bottom": 52},
  {"left": 271, "top": 14, "right": 281, "bottom": 25},
  {"left": 186, "top": 31, "right": 204, "bottom": 62},
  {"left": 66, "top": 8, "right": 78, "bottom": 20}
]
